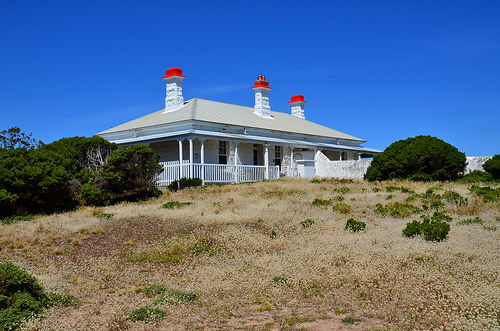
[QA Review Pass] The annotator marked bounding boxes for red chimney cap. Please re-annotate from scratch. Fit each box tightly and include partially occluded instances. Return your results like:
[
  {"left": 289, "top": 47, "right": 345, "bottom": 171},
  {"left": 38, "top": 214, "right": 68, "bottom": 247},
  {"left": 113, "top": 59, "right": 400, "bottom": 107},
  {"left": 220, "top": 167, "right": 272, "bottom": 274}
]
[
  {"left": 289, "top": 95, "right": 307, "bottom": 103},
  {"left": 162, "top": 67, "right": 186, "bottom": 79}
]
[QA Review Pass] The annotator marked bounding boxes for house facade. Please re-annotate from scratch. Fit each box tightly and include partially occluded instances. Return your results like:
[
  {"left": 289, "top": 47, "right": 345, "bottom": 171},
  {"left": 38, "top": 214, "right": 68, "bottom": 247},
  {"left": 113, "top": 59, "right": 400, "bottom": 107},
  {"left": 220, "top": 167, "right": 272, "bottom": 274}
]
[{"left": 97, "top": 68, "right": 380, "bottom": 185}]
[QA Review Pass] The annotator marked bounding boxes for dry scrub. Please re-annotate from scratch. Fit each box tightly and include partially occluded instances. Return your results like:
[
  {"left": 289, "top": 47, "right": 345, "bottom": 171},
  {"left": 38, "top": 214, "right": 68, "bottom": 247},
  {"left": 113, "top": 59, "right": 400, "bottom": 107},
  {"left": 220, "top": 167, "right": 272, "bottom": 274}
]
[{"left": 1, "top": 178, "right": 499, "bottom": 330}]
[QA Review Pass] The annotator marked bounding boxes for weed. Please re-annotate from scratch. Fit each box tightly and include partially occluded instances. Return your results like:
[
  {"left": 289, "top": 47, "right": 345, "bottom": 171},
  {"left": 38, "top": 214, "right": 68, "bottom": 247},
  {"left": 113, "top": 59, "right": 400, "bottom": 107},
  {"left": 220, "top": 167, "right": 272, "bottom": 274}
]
[
  {"left": 375, "top": 202, "right": 422, "bottom": 217},
  {"left": 333, "top": 202, "right": 351, "bottom": 214},
  {"left": 123, "top": 249, "right": 185, "bottom": 264},
  {"left": 270, "top": 230, "right": 277, "bottom": 239},
  {"left": 189, "top": 238, "right": 224, "bottom": 256},
  {"left": 312, "top": 198, "right": 332, "bottom": 206},
  {"left": 386, "top": 186, "right": 400, "bottom": 192},
  {"left": 311, "top": 179, "right": 321, "bottom": 183},
  {"left": 213, "top": 201, "right": 221, "bottom": 214},
  {"left": 386, "top": 194, "right": 393, "bottom": 200},
  {"left": 155, "top": 291, "right": 199, "bottom": 304},
  {"left": 47, "top": 292, "right": 79, "bottom": 307},
  {"left": 300, "top": 219, "right": 315, "bottom": 227},
  {"left": 401, "top": 187, "right": 415, "bottom": 194},
  {"left": 334, "top": 187, "right": 350, "bottom": 195},
  {"left": 273, "top": 276, "right": 288, "bottom": 286},
  {"left": 372, "top": 187, "right": 381, "bottom": 193},
  {"left": 96, "top": 213, "right": 115, "bottom": 220},
  {"left": 344, "top": 218, "right": 366, "bottom": 232},
  {"left": 160, "top": 201, "right": 193, "bottom": 209},
  {"left": 333, "top": 195, "right": 345, "bottom": 201},
  {"left": 459, "top": 217, "right": 484, "bottom": 225},
  {"left": 143, "top": 284, "right": 168, "bottom": 297},
  {"left": 443, "top": 191, "right": 468, "bottom": 205},
  {"left": 255, "top": 304, "right": 272, "bottom": 311},
  {"left": 335, "top": 308, "right": 347, "bottom": 315},
  {"left": 127, "top": 306, "right": 166, "bottom": 322},
  {"left": 470, "top": 185, "right": 500, "bottom": 202},
  {"left": 341, "top": 316, "right": 361, "bottom": 324}
]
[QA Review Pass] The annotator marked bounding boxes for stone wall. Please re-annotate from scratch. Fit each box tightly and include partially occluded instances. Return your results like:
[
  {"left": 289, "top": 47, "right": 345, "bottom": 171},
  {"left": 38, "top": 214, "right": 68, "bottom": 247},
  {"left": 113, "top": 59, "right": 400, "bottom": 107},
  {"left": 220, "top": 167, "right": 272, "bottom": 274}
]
[{"left": 315, "top": 153, "right": 492, "bottom": 179}]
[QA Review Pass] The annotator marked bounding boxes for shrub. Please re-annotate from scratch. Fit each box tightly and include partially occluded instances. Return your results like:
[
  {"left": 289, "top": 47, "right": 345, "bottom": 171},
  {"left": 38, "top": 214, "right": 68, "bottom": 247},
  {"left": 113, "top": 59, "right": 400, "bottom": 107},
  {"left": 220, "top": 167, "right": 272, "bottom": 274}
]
[
  {"left": 443, "top": 191, "right": 468, "bottom": 205},
  {"left": 402, "top": 220, "right": 421, "bottom": 237},
  {"left": 0, "top": 262, "right": 48, "bottom": 330},
  {"left": 334, "top": 187, "right": 350, "bottom": 194},
  {"left": 458, "top": 170, "right": 495, "bottom": 183},
  {"left": 483, "top": 154, "right": 500, "bottom": 180},
  {"left": 430, "top": 211, "right": 453, "bottom": 222},
  {"left": 364, "top": 135, "right": 466, "bottom": 181},
  {"left": 0, "top": 215, "right": 34, "bottom": 225},
  {"left": 375, "top": 202, "right": 422, "bottom": 217},
  {"left": 300, "top": 219, "right": 315, "bottom": 227},
  {"left": 403, "top": 219, "right": 450, "bottom": 241},
  {"left": 344, "top": 218, "right": 366, "bottom": 232},
  {"left": 167, "top": 177, "right": 203, "bottom": 191},
  {"left": 470, "top": 185, "right": 500, "bottom": 202},
  {"left": 312, "top": 198, "right": 332, "bottom": 206},
  {"left": 127, "top": 306, "right": 166, "bottom": 322}
]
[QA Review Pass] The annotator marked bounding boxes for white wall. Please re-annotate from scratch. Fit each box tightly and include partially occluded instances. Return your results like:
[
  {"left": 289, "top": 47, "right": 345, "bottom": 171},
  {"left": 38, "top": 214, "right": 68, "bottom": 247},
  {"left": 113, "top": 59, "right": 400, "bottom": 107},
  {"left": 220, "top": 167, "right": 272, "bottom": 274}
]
[{"left": 315, "top": 153, "right": 493, "bottom": 179}]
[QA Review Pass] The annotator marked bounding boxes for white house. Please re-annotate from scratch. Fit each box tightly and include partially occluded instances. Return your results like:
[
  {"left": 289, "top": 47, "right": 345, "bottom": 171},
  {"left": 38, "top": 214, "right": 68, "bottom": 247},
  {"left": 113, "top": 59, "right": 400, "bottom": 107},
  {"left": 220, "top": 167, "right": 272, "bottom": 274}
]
[{"left": 98, "top": 68, "right": 380, "bottom": 185}]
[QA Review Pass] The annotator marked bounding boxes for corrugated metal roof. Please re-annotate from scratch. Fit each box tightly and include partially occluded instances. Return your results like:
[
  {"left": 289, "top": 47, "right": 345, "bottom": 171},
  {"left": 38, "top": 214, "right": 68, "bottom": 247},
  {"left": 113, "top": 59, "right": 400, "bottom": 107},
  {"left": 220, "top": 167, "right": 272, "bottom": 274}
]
[{"left": 98, "top": 98, "right": 365, "bottom": 142}]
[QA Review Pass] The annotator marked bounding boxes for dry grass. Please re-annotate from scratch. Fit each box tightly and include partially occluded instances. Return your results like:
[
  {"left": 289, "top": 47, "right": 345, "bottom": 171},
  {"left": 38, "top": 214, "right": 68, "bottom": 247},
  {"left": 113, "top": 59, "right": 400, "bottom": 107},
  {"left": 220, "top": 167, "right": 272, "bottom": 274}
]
[{"left": 1, "top": 178, "right": 499, "bottom": 330}]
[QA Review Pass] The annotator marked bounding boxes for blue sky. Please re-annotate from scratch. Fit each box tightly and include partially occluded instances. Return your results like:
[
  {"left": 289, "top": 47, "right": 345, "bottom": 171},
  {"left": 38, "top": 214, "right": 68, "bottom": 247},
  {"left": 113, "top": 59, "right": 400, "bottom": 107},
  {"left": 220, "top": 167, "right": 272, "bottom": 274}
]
[{"left": 1, "top": 0, "right": 499, "bottom": 156}]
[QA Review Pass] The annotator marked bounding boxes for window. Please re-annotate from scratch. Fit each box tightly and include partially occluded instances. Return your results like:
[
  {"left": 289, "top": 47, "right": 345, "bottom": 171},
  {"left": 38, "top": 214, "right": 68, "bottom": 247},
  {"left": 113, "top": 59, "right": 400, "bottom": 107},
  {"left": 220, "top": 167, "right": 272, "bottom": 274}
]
[
  {"left": 219, "top": 141, "right": 227, "bottom": 164},
  {"left": 274, "top": 146, "right": 282, "bottom": 170},
  {"left": 253, "top": 144, "right": 259, "bottom": 165}
]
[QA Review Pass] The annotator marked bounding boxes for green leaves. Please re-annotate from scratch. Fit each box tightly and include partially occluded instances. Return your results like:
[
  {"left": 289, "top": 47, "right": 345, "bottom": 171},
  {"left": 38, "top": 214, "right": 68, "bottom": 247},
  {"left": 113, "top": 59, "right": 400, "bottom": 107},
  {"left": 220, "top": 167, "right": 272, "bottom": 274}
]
[{"left": 365, "top": 135, "right": 466, "bottom": 181}]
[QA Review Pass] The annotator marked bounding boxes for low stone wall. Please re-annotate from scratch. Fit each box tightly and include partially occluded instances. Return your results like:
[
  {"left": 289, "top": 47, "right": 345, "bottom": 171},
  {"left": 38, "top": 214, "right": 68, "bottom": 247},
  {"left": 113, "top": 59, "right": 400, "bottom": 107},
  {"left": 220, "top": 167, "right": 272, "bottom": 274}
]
[{"left": 315, "top": 153, "right": 492, "bottom": 179}]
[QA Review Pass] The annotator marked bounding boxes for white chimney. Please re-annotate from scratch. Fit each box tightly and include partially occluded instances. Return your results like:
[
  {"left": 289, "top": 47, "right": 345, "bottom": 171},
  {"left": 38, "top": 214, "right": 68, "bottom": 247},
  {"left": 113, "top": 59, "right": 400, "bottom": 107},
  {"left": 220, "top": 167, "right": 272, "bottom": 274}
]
[
  {"left": 289, "top": 94, "right": 306, "bottom": 119},
  {"left": 162, "top": 67, "right": 186, "bottom": 112},
  {"left": 252, "top": 74, "right": 272, "bottom": 118}
]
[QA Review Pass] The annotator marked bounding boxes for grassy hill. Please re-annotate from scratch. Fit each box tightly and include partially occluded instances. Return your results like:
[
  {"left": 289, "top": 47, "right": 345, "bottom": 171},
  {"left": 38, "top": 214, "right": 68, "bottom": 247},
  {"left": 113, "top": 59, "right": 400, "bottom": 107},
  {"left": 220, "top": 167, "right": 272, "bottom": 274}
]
[{"left": 1, "top": 178, "right": 499, "bottom": 330}]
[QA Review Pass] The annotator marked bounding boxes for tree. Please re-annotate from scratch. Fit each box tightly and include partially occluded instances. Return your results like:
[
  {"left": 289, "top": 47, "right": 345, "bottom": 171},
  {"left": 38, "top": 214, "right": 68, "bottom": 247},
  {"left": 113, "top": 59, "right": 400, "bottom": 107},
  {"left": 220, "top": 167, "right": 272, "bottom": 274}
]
[
  {"left": 0, "top": 127, "right": 43, "bottom": 150},
  {"left": 364, "top": 135, "right": 466, "bottom": 181},
  {"left": 482, "top": 154, "right": 500, "bottom": 180}
]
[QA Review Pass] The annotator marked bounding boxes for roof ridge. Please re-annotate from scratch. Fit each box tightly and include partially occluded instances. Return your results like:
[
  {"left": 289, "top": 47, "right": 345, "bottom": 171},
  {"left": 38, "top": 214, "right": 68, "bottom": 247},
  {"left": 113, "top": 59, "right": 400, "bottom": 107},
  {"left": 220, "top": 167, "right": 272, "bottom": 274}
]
[{"left": 191, "top": 98, "right": 198, "bottom": 119}]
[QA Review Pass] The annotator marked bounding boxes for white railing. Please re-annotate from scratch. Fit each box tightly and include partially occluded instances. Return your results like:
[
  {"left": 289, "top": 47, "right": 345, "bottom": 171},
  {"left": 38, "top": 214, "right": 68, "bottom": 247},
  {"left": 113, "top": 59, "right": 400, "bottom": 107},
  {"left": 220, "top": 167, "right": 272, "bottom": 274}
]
[
  {"left": 286, "top": 166, "right": 298, "bottom": 177},
  {"left": 157, "top": 161, "right": 279, "bottom": 186}
]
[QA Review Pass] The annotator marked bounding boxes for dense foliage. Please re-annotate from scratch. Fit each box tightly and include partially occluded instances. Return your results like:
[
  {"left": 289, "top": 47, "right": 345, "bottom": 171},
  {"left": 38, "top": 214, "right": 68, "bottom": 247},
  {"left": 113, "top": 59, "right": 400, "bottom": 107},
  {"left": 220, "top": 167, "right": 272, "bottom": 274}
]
[
  {"left": 167, "top": 177, "right": 203, "bottom": 191},
  {"left": 365, "top": 135, "right": 466, "bottom": 181},
  {"left": 0, "top": 129, "right": 163, "bottom": 217},
  {"left": 482, "top": 154, "right": 500, "bottom": 180},
  {"left": 0, "top": 261, "right": 78, "bottom": 330}
]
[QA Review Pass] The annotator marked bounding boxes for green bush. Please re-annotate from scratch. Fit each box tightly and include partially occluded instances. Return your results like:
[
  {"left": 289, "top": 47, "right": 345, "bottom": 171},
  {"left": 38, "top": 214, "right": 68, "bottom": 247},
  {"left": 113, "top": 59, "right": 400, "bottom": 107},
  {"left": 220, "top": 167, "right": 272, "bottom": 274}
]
[
  {"left": 0, "top": 134, "right": 163, "bottom": 217},
  {"left": 312, "top": 198, "right": 332, "bottom": 206},
  {"left": 469, "top": 185, "right": 500, "bottom": 202},
  {"left": 483, "top": 154, "right": 500, "bottom": 180},
  {"left": 403, "top": 219, "right": 450, "bottom": 241},
  {"left": 272, "top": 276, "right": 288, "bottom": 286},
  {"left": 365, "top": 135, "right": 466, "bottom": 181},
  {"left": 0, "top": 261, "right": 56, "bottom": 330},
  {"left": 374, "top": 202, "right": 422, "bottom": 217},
  {"left": 344, "top": 218, "right": 366, "bottom": 232},
  {"left": 458, "top": 170, "right": 495, "bottom": 183},
  {"left": 127, "top": 306, "right": 166, "bottom": 322},
  {"left": 142, "top": 284, "right": 168, "bottom": 298},
  {"left": 167, "top": 177, "right": 203, "bottom": 191}
]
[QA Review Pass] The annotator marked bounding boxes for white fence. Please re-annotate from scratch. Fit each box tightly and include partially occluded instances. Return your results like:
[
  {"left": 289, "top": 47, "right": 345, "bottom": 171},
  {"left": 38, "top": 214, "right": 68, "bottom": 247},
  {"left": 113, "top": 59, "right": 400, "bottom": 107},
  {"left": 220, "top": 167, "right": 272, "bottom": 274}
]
[{"left": 157, "top": 161, "right": 280, "bottom": 186}]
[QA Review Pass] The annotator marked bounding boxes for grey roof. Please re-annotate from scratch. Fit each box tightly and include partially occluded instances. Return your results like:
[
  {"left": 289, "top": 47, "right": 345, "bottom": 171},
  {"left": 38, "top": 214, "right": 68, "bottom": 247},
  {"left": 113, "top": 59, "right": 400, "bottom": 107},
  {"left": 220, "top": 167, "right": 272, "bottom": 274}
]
[{"left": 98, "top": 98, "right": 365, "bottom": 142}]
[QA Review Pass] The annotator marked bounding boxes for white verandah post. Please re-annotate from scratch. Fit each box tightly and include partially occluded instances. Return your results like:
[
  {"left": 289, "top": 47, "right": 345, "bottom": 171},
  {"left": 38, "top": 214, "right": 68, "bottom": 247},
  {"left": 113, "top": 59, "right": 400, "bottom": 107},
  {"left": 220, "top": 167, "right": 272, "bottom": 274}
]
[
  {"left": 264, "top": 143, "right": 269, "bottom": 180},
  {"left": 234, "top": 141, "right": 239, "bottom": 183},
  {"left": 189, "top": 138, "right": 193, "bottom": 178},
  {"left": 178, "top": 140, "right": 183, "bottom": 178},
  {"left": 201, "top": 139, "right": 205, "bottom": 185}
]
